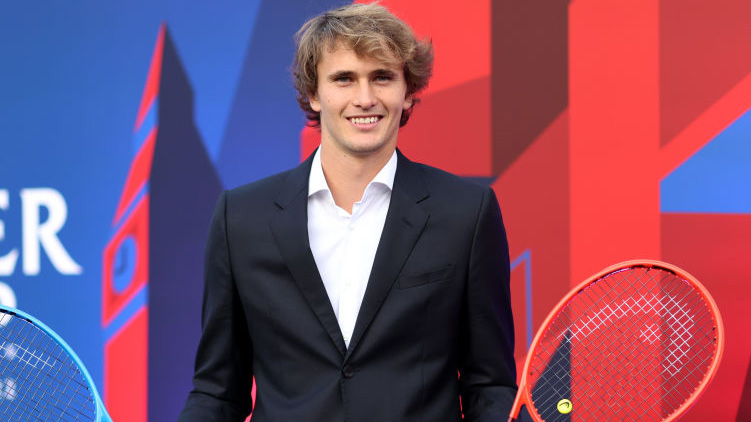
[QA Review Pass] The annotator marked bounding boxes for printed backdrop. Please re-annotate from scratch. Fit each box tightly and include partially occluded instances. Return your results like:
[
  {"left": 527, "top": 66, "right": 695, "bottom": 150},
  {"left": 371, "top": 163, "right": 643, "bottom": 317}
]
[{"left": 0, "top": 0, "right": 749, "bottom": 421}]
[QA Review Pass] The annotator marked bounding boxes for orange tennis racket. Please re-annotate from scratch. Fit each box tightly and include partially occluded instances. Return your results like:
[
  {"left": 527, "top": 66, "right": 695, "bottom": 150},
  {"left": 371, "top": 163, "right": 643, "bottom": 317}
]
[{"left": 508, "top": 260, "right": 724, "bottom": 422}]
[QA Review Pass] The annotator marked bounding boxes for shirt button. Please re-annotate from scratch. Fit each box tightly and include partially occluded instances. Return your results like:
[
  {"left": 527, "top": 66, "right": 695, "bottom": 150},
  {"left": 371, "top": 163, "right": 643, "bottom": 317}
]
[
  {"left": 349, "top": 225, "right": 356, "bottom": 231},
  {"left": 342, "top": 365, "right": 355, "bottom": 378}
]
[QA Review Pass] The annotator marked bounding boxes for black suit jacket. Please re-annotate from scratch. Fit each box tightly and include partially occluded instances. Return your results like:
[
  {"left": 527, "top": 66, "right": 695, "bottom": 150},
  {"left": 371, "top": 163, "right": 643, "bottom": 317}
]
[{"left": 178, "top": 151, "right": 517, "bottom": 422}]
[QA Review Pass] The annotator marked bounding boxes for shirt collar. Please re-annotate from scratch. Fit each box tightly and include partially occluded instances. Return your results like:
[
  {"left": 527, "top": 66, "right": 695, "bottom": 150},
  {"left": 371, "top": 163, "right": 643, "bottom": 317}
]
[
  {"left": 308, "top": 147, "right": 398, "bottom": 197},
  {"left": 308, "top": 148, "right": 329, "bottom": 197}
]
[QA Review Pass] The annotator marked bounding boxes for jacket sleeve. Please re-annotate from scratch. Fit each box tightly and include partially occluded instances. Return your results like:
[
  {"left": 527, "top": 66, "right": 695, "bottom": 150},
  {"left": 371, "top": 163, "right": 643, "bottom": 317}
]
[
  {"left": 178, "top": 191, "right": 254, "bottom": 422},
  {"left": 458, "top": 186, "right": 518, "bottom": 421}
]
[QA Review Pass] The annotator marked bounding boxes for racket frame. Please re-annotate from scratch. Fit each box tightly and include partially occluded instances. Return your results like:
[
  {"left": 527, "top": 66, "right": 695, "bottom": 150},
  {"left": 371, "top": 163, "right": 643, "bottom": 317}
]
[
  {"left": 508, "top": 259, "right": 725, "bottom": 422},
  {"left": 0, "top": 304, "right": 114, "bottom": 422}
]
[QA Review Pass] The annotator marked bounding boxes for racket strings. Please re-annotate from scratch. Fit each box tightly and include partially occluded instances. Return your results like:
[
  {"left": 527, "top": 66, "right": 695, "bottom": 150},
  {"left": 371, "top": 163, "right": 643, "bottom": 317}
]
[
  {"left": 571, "top": 270, "right": 713, "bottom": 421},
  {"left": 562, "top": 270, "right": 709, "bottom": 419},
  {"left": 0, "top": 312, "right": 97, "bottom": 421},
  {"left": 2, "top": 324, "right": 83, "bottom": 421},
  {"left": 2, "top": 319, "right": 94, "bottom": 422},
  {"left": 526, "top": 266, "right": 719, "bottom": 422},
  {"left": 28, "top": 331, "right": 94, "bottom": 421}
]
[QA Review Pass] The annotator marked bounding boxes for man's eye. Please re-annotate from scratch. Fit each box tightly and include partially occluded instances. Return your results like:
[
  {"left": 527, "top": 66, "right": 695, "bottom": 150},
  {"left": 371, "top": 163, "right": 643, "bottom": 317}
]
[
  {"left": 374, "top": 75, "right": 392, "bottom": 82},
  {"left": 335, "top": 76, "right": 352, "bottom": 83}
]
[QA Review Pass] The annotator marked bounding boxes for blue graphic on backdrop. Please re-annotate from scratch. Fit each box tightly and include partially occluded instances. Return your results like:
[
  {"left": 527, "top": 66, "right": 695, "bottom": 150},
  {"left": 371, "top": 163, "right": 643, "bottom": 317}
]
[
  {"left": 165, "top": 1, "right": 263, "bottom": 161},
  {"left": 146, "top": 27, "right": 225, "bottom": 421},
  {"left": 0, "top": 1, "right": 266, "bottom": 395},
  {"left": 661, "top": 108, "right": 751, "bottom": 213}
]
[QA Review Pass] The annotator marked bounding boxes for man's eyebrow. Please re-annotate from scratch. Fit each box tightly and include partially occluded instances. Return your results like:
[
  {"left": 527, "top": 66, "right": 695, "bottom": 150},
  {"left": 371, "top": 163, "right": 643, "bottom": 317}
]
[
  {"left": 372, "top": 68, "right": 398, "bottom": 77},
  {"left": 328, "top": 70, "right": 355, "bottom": 80}
]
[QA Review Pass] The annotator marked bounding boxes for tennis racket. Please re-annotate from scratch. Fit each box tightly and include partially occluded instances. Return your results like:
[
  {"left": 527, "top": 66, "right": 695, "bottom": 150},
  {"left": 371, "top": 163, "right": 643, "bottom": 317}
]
[
  {"left": 508, "top": 260, "right": 724, "bottom": 422},
  {"left": 0, "top": 305, "right": 113, "bottom": 422}
]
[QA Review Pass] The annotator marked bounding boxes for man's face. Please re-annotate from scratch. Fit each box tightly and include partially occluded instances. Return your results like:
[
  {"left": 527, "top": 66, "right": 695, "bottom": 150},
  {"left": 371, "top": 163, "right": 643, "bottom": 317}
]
[{"left": 309, "top": 42, "right": 412, "bottom": 159}]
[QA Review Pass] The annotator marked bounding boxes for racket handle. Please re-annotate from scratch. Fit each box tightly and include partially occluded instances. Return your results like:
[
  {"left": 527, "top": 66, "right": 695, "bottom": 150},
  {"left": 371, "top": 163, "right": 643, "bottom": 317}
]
[{"left": 507, "top": 390, "right": 524, "bottom": 422}]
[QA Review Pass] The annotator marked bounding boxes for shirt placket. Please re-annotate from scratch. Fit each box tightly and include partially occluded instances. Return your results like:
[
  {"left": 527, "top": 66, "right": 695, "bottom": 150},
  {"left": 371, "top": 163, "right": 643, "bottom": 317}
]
[{"left": 337, "top": 199, "right": 366, "bottom": 347}]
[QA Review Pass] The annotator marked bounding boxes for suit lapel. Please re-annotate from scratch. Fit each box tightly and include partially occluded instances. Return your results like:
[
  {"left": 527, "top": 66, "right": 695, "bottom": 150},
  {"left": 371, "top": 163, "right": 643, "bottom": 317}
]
[
  {"left": 345, "top": 153, "right": 430, "bottom": 360},
  {"left": 269, "top": 154, "right": 347, "bottom": 357}
]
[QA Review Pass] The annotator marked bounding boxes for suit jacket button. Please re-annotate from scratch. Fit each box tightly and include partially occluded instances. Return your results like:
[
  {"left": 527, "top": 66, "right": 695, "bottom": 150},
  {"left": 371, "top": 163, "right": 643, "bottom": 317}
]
[{"left": 342, "top": 366, "right": 355, "bottom": 378}]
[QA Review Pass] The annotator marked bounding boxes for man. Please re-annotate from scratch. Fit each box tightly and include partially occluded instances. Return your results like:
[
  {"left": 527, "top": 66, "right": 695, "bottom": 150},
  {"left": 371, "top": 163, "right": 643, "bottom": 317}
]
[{"left": 178, "top": 4, "right": 518, "bottom": 421}]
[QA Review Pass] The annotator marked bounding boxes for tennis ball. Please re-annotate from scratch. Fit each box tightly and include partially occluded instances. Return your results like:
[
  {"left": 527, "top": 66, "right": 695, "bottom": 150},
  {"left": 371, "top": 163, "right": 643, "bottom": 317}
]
[{"left": 557, "top": 399, "right": 572, "bottom": 414}]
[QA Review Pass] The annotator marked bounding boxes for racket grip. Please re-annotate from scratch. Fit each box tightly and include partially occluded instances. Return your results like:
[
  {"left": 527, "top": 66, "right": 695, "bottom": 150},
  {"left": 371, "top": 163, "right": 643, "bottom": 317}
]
[{"left": 507, "top": 390, "right": 524, "bottom": 422}]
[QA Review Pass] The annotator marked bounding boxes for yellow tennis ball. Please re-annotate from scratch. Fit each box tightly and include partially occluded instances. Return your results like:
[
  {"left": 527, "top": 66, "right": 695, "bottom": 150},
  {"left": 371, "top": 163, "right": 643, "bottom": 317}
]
[{"left": 557, "top": 399, "right": 572, "bottom": 414}]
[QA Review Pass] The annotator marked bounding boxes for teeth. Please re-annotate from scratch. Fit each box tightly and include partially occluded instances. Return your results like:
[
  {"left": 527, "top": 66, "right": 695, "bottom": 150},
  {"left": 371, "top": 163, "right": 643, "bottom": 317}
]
[{"left": 351, "top": 117, "right": 379, "bottom": 124}]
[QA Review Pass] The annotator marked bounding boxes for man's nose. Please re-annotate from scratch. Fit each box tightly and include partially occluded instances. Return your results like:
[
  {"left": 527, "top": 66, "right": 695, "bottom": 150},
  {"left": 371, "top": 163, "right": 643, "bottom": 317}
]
[{"left": 353, "top": 83, "right": 377, "bottom": 108}]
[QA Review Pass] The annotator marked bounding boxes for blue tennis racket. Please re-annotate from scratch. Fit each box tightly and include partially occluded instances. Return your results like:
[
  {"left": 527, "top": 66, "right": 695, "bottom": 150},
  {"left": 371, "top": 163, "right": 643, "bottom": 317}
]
[{"left": 0, "top": 305, "right": 113, "bottom": 422}]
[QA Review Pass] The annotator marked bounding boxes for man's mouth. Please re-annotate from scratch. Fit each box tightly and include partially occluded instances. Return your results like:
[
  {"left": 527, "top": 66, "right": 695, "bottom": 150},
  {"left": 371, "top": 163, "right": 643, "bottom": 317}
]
[{"left": 349, "top": 116, "right": 381, "bottom": 125}]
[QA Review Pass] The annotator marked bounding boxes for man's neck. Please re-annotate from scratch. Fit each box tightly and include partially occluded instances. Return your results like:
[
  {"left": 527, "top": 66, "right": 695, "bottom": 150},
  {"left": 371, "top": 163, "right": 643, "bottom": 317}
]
[{"left": 319, "top": 145, "right": 395, "bottom": 214}]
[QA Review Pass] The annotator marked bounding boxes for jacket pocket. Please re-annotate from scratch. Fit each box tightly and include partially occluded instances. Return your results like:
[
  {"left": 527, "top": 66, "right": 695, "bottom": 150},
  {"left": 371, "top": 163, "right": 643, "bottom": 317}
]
[{"left": 397, "top": 264, "right": 455, "bottom": 289}]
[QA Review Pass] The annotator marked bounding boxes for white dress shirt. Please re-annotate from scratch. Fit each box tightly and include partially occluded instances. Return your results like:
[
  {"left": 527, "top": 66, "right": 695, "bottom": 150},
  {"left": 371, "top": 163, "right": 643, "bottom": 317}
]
[{"left": 307, "top": 148, "right": 396, "bottom": 348}]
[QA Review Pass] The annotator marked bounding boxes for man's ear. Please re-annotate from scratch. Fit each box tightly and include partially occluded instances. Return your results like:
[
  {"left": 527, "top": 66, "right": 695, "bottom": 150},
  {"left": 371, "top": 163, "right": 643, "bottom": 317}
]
[
  {"left": 309, "top": 94, "right": 321, "bottom": 112},
  {"left": 403, "top": 94, "right": 414, "bottom": 110}
]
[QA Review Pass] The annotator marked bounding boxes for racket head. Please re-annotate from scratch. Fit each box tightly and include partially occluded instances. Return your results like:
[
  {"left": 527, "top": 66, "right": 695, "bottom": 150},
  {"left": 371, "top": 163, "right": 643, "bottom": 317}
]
[
  {"left": 510, "top": 260, "right": 724, "bottom": 422},
  {"left": 0, "top": 305, "right": 112, "bottom": 422}
]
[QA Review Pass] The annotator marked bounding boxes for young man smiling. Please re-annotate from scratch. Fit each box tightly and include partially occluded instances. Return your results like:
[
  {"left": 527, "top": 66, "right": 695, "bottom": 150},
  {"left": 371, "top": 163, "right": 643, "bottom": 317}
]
[
  {"left": 308, "top": 43, "right": 409, "bottom": 212},
  {"left": 178, "top": 4, "right": 518, "bottom": 422},
  {"left": 307, "top": 41, "right": 410, "bottom": 213}
]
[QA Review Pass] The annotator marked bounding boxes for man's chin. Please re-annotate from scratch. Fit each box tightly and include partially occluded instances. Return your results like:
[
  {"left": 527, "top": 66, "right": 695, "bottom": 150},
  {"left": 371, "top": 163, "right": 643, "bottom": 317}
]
[
  {"left": 347, "top": 143, "right": 395, "bottom": 158},
  {"left": 338, "top": 136, "right": 395, "bottom": 156}
]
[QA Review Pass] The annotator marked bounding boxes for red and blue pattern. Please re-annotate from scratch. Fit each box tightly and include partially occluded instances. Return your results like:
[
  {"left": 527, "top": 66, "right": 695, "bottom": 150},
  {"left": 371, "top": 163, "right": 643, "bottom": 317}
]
[{"left": 0, "top": 1, "right": 748, "bottom": 421}]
